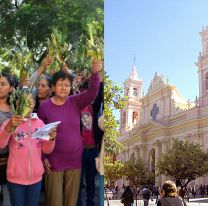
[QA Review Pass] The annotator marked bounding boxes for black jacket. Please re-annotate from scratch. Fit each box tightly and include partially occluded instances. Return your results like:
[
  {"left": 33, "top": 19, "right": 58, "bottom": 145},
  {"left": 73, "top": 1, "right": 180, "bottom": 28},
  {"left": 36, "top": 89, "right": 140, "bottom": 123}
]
[
  {"left": 157, "top": 196, "right": 184, "bottom": 206},
  {"left": 92, "top": 82, "right": 104, "bottom": 152}
]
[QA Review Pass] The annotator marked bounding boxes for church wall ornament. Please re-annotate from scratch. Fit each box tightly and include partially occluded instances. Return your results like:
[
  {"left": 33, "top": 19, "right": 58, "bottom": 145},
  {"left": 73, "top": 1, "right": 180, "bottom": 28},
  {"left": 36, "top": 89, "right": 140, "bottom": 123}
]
[{"left": 151, "top": 103, "right": 159, "bottom": 120}]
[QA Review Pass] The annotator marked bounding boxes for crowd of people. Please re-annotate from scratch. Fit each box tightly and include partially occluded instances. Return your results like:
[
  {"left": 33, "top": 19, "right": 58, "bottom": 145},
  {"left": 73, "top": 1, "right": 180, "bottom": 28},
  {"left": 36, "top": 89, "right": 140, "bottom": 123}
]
[
  {"left": 105, "top": 181, "right": 208, "bottom": 206},
  {"left": 0, "top": 55, "right": 104, "bottom": 206}
]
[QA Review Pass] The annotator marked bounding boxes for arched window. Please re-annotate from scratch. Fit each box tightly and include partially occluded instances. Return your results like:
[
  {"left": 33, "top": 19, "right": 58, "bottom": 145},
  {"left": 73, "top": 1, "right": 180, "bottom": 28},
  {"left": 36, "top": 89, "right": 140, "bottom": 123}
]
[
  {"left": 205, "top": 72, "right": 208, "bottom": 91},
  {"left": 126, "top": 88, "right": 129, "bottom": 96},
  {"left": 133, "top": 88, "right": 137, "bottom": 96},
  {"left": 122, "top": 111, "right": 126, "bottom": 124},
  {"left": 132, "top": 111, "right": 138, "bottom": 124},
  {"left": 130, "top": 153, "right": 135, "bottom": 164}
]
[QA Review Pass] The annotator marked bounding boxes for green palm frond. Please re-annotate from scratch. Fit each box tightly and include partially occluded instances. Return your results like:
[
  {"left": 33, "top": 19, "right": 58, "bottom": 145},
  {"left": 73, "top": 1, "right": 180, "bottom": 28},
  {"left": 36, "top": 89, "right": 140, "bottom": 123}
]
[
  {"left": 86, "top": 21, "right": 104, "bottom": 61},
  {"left": 48, "top": 28, "right": 71, "bottom": 70}
]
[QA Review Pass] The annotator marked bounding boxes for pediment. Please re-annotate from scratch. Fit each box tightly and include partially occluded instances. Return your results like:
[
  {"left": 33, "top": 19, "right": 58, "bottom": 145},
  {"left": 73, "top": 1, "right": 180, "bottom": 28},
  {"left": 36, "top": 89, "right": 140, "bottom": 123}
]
[
  {"left": 147, "top": 72, "right": 168, "bottom": 94},
  {"left": 135, "top": 120, "right": 167, "bottom": 134}
]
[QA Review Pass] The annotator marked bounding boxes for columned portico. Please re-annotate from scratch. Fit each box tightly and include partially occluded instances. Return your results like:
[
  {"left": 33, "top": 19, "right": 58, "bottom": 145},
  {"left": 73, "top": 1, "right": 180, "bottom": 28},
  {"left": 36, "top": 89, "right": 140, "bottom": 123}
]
[
  {"left": 133, "top": 145, "right": 140, "bottom": 160},
  {"left": 139, "top": 144, "right": 146, "bottom": 163}
]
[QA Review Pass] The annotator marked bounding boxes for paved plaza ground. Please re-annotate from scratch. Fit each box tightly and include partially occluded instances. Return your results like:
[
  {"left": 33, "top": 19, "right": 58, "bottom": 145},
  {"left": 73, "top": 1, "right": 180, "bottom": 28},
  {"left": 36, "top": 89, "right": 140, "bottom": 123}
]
[{"left": 105, "top": 198, "right": 208, "bottom": 206}]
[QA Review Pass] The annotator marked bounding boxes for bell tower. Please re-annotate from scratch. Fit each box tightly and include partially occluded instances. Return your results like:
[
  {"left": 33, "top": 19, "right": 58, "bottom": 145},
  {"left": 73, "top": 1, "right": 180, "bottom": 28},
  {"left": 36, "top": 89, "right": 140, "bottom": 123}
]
[
  {"left": 196, "top": 26, "right": 208, "bottom": 107},
  {"left": 120, "top": 63, "right": 142, "bottom": 132}
]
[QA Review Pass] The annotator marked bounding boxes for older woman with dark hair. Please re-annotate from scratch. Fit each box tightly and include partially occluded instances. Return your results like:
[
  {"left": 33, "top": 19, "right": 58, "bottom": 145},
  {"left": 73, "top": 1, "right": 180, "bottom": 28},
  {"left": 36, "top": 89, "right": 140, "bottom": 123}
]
[
  {"left": 38, "top": 61, "right": 102, "bottom": 206},
  {"left": 157, "top": 181, "right": 184, "bottom": 206},
  {"left": 33, "top": 75, "right": 52, "bottom": 113}
]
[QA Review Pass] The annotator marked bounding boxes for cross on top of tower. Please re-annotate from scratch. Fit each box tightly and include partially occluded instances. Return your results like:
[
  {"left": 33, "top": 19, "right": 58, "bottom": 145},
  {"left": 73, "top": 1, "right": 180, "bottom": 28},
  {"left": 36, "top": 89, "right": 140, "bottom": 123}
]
[
  {"left": 129, "top": 65, "right": 138, "bottom": 80},
  {"left": 129, "top": 57, "right": 138, "bottom": 80},
  {"left": 133, "top": 56, "right": 136, "bottom": 65}
]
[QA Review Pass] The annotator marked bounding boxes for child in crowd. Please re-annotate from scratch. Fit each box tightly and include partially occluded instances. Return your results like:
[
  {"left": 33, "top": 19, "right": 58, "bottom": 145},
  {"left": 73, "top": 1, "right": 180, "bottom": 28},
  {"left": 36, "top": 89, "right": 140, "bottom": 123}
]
[{"left": 0, "top": 90, "right": 57, "bottom": 206}]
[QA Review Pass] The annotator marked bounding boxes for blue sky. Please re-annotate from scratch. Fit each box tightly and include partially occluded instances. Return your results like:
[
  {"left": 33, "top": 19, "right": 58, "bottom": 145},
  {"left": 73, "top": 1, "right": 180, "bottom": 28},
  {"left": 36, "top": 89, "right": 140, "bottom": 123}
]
[{"left": 105, "top": 0, "right": 208, "bottom": 101}]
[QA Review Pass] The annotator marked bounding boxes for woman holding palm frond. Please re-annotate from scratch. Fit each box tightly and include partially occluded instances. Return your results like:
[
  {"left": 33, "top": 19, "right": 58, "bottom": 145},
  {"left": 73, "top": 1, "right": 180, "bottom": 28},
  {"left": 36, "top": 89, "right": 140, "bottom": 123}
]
[{"left": 37, "top": 61, "right": 102, "bottom": 206}]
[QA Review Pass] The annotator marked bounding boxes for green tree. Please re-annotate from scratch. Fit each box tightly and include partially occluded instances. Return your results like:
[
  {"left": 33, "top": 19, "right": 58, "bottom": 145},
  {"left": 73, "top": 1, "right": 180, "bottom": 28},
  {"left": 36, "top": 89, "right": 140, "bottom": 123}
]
[
  {"left": 0, "top": 0, "right": 103, "bottom": 64},
  {"left": 123, "top": 159, "right": 155, "bottom": 186},
  {"left": 104, "top": 157, "right": 124, "bottom": 186},
  {"left": 157, "top": 139, "right": 208, "bottom": 190},
  {"left": 104, "top": 74, "right": 126, "bottom": 154}
]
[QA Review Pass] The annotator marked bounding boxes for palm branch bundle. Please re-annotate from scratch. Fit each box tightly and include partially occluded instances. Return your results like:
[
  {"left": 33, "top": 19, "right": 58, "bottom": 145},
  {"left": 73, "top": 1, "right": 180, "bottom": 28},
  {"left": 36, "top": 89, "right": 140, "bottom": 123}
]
[
  {"left": 11, "top": 49, "right": 34, "bottom": 84},
  {"left": 48, "top": 28, "right": 71, "bottom": 71},
  {"left": 9, "top": 50, "right": 35, "bottom": 118},
  {"left": 9, "top": 47, "right": 36, "bottom": 118},
  {"left": 8, "top": 48, "right": 42, "bottom": 118},
  {"left": 1, "top": 41, "right": 43, "bottom": 119},
  {"left": 86, "top": 22, "right": 104, "bottom": 62},
  {"left": 10, "top": 87, "right": 34, "bottom": 118}
]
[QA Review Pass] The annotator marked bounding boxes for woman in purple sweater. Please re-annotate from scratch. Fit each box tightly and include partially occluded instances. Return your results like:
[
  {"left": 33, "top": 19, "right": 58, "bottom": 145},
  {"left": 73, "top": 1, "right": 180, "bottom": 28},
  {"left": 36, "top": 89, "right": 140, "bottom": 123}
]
[{"left": 37, "top": 62, "right": 102, "bottom": 206}]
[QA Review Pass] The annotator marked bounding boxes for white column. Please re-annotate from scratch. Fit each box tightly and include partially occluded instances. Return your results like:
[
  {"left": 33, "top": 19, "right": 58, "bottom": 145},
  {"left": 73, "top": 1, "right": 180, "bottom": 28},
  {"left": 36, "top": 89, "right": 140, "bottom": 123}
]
[
  {"left": 127, "top": 109, "right": 133, "bottom": 129},
  {"left": 162, "top": 140, "right": 169, "bottom": 154},
  {"left": 154, "top": 141, "right": 161, "bottom": 186},
  {"left": 198, "top": 68, "right": 202, "bottom": 98},
  {"left": 155, "top": 142, "right": 160, "bottom": 161},
  {"left": 139, "top": 144, "right": 146, "bottom": 162},
  {"left": 161, "top": 140, "right": 169, "bottom": 183},
  {"left": 133, "top": 146, "right": 139, "bottom": 160}
]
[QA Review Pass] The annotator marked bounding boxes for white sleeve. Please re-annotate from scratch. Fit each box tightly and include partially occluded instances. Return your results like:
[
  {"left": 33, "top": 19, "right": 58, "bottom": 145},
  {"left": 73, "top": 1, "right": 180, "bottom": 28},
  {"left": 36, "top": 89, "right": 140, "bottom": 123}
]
[{"left": 29, "top": 70, "right": 38, "bottom": 84}]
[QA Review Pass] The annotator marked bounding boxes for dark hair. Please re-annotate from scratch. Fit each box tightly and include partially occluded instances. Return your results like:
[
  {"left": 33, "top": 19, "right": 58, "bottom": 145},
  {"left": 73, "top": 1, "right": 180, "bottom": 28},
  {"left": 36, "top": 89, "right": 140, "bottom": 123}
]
[
  {"left": 0, "top": 71, "right": 15, "bottom": 87},
  {"left": 52, "top": 71, "right": 74, "bottom": 87},
  {"left": 39, "top": 75, "right": 52, "bottom": 88},
  {"left": 79, "top": 80, "right": 89, "bottom": 91},
  {"left": 0, "top": 71, "right": 16, "bottom": 105}
]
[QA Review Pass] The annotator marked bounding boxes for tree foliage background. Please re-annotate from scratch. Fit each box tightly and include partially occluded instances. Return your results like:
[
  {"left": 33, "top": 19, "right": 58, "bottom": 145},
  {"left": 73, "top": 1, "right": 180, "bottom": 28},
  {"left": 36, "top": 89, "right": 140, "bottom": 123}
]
[
  {"left": 0, "top": 0, "right": 103, "bottom": 68},
  {"left": 124, "top": 159, "right": 155, "bottom": 186},
  {"left": 104, "top": 74, "right": 126, "bottom": 155},
  {"left": 157, "top": 139, "right": 208, "bottom": 189},
  {"left": 104, "top": 157, "right": 124, "bottom": 186}
]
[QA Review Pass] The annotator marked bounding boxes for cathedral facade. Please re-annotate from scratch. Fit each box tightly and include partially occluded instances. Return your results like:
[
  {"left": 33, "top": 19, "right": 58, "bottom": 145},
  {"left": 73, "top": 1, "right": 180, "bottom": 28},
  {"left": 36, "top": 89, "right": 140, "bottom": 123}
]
[{"left": 118, "top": 27, "right": 208, "bottom": 186}]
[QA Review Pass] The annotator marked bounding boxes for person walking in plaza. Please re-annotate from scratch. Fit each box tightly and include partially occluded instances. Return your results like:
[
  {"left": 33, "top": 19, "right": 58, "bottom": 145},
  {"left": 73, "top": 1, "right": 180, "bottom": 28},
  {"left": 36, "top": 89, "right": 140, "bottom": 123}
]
[
  {"left": 38, "top": 61, "right": 102, "bottom": 206},
  {"left": 142, "top": 185, "right": 151, "bottom": 206},
  {"left": 191, "top": 186, "right": 196, "bottom": 198},
  {"left": 155, "top": 186, "right": 161, "bottom": 204},
  {"left": 157, "top": 180, "right": 184, "bottom": 206},
  {"left": 0, "top": 91, "right": 56, "bottom": 206},
  {"left": 121, "top": 186, "right": 134, "bottom": 206},
  {"left": 199, "top": 184, "right": 205, "bottom": 198},
  {"left": 155, "top": 186, "right": 163, "bottom": 205}
]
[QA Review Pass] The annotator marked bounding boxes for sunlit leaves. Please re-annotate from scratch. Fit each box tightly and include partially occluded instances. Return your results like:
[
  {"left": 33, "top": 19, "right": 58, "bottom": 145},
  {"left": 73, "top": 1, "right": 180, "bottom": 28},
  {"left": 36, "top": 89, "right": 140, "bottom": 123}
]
[
  {"left": 123, "top": 159, "right": 155, "bottom": 186},
  {"left": 157, "top": 139, "right": 208, "bottom": 189},
  {"left": 104, "top": 74, "right": 126, "bottom": 154},
  {"left": 105, "top": 159, "right": 124, "bottom": 185}
]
